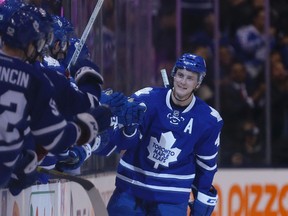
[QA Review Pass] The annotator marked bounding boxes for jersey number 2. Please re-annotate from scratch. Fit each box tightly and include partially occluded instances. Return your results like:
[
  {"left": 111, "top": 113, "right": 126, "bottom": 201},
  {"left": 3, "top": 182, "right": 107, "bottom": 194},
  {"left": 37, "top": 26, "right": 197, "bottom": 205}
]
[{"left": 0, "top": 90, "right": 26, "bottom": 143}]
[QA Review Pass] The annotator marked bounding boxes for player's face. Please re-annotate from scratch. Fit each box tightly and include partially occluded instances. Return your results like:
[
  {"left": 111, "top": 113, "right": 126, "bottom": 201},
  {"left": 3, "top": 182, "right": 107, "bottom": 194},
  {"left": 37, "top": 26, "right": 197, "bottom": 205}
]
[
  {"left": 173, "top": 69, "right": 199, "bottom": 98},
  {"left": 26, "top": 43, "right": 37, "bottom": 62}
]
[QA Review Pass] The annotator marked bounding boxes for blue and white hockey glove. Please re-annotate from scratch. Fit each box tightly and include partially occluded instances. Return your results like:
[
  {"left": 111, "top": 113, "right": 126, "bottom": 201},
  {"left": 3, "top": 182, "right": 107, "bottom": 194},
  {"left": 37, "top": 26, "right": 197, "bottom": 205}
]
[
  {"left": 123, "top": 100, "right": 146, "bottom": 136},
  {"left": 91, "top": 129, "right": 117, "bottom": 156},
  {"left": 189, "top": 186, "right": 218, "bottom": 216},
  {"left": 100, "top": 89, "right": 127, "bottom": 117},
  {"left": 8, "top": 150, "right": 38, "bottom": 196},
  {"left": 55, "top": 144, "right": 91, "bottom": 172},
  {"left": 123, "top": 100, "right": 146, "bottom": 125}
]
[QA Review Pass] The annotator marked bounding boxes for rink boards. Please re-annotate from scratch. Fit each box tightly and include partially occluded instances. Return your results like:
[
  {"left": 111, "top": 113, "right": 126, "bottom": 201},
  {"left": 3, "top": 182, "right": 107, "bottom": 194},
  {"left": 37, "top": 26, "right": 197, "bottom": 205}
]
[{"left": 0, "top": 169, "right": 287, "bottom": 216}]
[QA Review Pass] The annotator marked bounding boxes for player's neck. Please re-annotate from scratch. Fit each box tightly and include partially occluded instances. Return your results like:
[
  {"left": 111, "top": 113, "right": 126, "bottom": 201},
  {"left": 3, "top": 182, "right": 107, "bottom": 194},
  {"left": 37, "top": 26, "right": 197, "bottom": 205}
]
[
  {"left": 2, "top": 46, "right": 25, "bottom": 60},
  {"left": 171, "top": 89, "right": 193, "bottom": 107}
]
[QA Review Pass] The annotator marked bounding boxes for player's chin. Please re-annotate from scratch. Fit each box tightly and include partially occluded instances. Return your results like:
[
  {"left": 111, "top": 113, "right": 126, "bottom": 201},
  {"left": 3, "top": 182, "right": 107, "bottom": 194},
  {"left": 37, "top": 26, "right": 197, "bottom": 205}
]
[{"left": 175, "top": 86, "right": 188, "bottom": 95}]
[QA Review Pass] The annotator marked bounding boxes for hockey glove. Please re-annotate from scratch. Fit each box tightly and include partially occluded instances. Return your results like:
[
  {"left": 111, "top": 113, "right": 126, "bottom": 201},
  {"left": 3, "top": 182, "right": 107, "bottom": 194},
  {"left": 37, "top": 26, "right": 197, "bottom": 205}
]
[
  {"left": 89, "top": 105, "right": 113, "bottom": 133},
  {"left": 74, "top": 112, "right": 99, "bottom": 145},
  {"left": 123, "top": 101, "right": 146, "bottom": 136},
  {"left": 70, "top": 59, "right": 103, "bottom": 99},
  {"left": 90, "top": 129, "right": 117, "bottom": 156},
  {"left": 123, "top": 100, "right": 146, "bottom": 126},
  {"left": 74, "top": 64, "right": 103, "bottom": 86},
  {"left": 100, "top": 89, "right": 127, "bottom": 117},
  {"left": 189, "top": 186, "right": 218, "bottom": 216},
  {"left": 55, "top": 144, "right": 91, "bottom": 172},
  {"left": 8, "top": 150, "right": 38, "bottom": 196}
]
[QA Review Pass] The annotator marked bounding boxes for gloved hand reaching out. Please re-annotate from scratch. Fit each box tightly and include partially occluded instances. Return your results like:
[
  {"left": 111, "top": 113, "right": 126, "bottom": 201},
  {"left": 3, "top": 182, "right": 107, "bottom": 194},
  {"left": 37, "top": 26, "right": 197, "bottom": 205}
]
[
  {"left": 122, "top": 100, "right": 147, "bottom": 136},
  {"left": 100, "top": 89, "right": 127, "bottom": 117},
  {"left": 55, "top": 144, "right": 91, "bottom": 172}
]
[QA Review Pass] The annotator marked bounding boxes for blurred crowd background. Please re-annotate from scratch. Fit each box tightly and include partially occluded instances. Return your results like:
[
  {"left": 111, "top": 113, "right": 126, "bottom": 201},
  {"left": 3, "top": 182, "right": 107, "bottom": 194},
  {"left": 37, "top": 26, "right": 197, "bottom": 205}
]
[{"left": 30, "top": 0, "right": 288, "bottom": 171}]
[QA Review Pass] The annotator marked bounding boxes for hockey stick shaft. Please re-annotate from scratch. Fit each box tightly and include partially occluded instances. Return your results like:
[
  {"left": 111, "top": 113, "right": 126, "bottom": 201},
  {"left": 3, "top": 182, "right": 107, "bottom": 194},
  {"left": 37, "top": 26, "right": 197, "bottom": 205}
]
[
  {"left": 66, "top": 0, "right": 104, "bottom": 72},
  {"left": 37, "top": 167, "right": 108, "bottom": 216},
  {"left": 160, "top": 69, "right": 170, "bottom": 88}
]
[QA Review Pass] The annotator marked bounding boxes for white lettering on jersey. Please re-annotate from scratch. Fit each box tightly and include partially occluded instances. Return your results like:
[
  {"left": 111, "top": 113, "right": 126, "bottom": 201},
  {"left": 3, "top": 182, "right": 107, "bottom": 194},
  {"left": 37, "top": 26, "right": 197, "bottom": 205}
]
[
  {"left": 49, "top": 99, "right": 60, "bottom": 116},
  {"left": 147, "top": 132, "right": 181, "bottom": 169},
  {"left": 0, "top": 66, "right": 29, "bottom": 88},
  {"left": 184, "top": 118, "right": 193, "bottom": 134},
  {"left": 0, "top": 90, "right": 25, "bottom": 142}
]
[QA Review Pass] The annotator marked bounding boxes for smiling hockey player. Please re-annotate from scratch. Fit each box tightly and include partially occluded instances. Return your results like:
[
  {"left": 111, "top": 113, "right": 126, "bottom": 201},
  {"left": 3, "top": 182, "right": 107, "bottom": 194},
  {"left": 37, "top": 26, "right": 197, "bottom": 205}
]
[{"left": 107, "top": 53, "right": 223, "bottom": 216}]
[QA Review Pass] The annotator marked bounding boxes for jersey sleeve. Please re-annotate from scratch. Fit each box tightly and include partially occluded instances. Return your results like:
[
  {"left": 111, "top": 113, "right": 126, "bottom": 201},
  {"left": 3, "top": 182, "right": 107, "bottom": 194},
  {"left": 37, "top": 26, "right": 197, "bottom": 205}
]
[
  {"left": 193, "top": 107, "right": 223, "bottom": 194},
  {"left": 112, "top": 127, "right": 142, "bottom": 151},
  {"left": 42, "top": 68, "right": 96, "bottom": 118},
  {"left": 29, "top": 72, "right": 79, "bottom": 154}
]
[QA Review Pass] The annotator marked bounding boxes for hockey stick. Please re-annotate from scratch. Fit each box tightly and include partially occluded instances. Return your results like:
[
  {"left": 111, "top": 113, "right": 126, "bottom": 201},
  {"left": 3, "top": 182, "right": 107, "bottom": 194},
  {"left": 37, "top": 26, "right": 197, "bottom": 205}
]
[
  {"left": 37, "top": 167, "right": 108, "bottom": 216},
  {"left": 160, "top": 69, "right": 170, "bottom": 88},
  {"left": 66, "top": 0, "right": 104, "bottom": 74}
]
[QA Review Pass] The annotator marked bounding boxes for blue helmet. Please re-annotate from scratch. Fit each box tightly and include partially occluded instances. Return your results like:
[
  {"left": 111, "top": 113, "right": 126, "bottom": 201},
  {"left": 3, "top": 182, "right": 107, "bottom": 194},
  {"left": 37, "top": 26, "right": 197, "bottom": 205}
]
[
  {"left": 172, "top": 53, "right": 206, "bottom": 84},
  {"left": 62, "top": 37, "right": 90, "bottom": 67},
  {"left": 2, "top": 7, "right": 46, "bottom": 54},
  {"left": 51, "top": 14, "right": 68, "bottom": 52},
  {"left": 21, "top": 4, "right": 54, "bottom": 46},
  {"left": 0, "top": 1, "right": 25, "bottom": 33},
  {"left": 58, "top": 15, "right": 75, "bottom": 39}
]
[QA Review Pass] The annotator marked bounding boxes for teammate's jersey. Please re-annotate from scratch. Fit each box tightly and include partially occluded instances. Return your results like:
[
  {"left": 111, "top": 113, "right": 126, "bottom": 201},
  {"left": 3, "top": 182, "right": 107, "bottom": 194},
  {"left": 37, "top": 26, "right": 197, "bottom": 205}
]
[
  {"left": 0, "top": 53, "right": 79, "bottom": 170},
  {"left": 42, "top": 55, "right": 66, "bottom": 75},
  {"left": 34, "top": 59, "right": 101, "bottom": 170},
  {"left": 112, "top": 87, "right": 223, "bottom": 204},
  {"left": 34, "top": 61, "right": 100, "bottom": 119}
]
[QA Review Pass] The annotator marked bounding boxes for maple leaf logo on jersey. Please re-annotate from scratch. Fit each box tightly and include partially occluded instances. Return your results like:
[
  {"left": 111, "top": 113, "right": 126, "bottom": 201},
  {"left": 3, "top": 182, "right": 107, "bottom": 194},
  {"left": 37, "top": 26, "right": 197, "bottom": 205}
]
[{"left": 147, "top": 132, "right": 181, "bottom": 169}]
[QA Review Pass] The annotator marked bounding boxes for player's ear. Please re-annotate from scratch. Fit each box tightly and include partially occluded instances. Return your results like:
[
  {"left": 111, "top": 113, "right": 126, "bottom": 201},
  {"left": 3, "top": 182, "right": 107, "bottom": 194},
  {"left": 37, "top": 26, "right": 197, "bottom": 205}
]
[{"left": 194, "top": 75, "right": 201, "bottom": 90}]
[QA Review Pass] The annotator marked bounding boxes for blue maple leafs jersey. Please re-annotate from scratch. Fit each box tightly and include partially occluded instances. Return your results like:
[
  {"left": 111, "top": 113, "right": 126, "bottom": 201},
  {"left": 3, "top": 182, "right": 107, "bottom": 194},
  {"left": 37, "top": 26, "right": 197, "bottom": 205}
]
[
  {"left": 42, "top": 55, "right": 66, "bottom": 75},
  {"left": 33, "top": 60, "right": 101, "bottom": 169},
  {"left": 34, "top": 59, "right": 100, "bottom": 119},
  {"left": 34, "top": 62, "right": 99, "bottom": 120},
  {"left": 112, "top": 87, "right": 223, "bottom": 204},
  {"left": 0, "top": 53, "right": 80, "bottom": 170}
]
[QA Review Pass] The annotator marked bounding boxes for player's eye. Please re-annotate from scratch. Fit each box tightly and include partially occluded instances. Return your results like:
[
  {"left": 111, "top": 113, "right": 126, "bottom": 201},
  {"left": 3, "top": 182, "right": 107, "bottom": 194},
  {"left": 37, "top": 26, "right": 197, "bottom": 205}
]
[{"left": 176, "top": 72, "right": 184, "bottom": 79}]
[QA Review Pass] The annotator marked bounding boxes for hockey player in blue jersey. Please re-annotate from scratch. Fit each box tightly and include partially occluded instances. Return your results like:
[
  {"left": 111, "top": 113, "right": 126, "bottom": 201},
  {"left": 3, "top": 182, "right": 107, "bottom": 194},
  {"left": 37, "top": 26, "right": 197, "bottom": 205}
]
[
  {"left": 11, "top": 6, "right": 120, "bottom": 175},
  {"left": 107, "top": 53, "right": 223, "bottom": 216},
  {"left": 0, "top": 8, "right": 109, "bottom": 194},
  {"left": 19, "top": 5, "right": 143, "bottom": 176}
]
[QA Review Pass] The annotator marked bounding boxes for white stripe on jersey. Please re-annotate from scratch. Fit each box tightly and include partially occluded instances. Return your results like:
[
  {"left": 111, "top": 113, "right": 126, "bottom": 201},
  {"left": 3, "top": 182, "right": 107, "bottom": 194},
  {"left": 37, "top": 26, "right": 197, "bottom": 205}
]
[
  {"left": 117, "top": 173, "right": 191, "bottom": 193},
  {"left": 0, "top": 140, "right": 23, "bottom": 152},
  {"left": 44, "top": 130, "right": 65, "bottom": 151},
  {"left": 196, "top": 152, "right": 218, "bottom": 160},
  {"left": 196, "top": 159, "right": 217, "bottom": 171},
  {"left": 32, "top": 120, "right": 67, "bottom": 136},
  {"left": 120, "top": 159, "right": 195, "bottom": 180},
  {"left": 3, "top": 155, "right": 20, "bottom": 168},
  {"left": 24, "top": 127, "right": 31, "bottom": 136}
]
